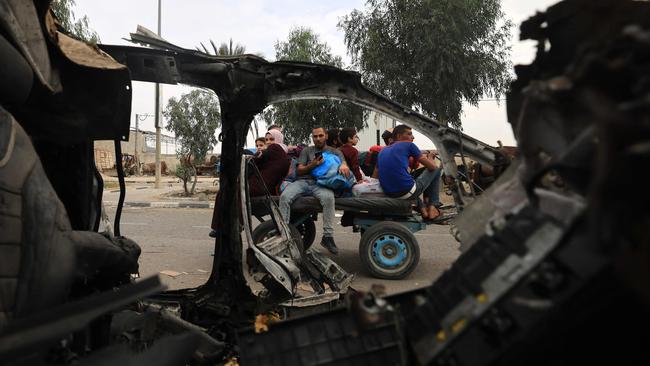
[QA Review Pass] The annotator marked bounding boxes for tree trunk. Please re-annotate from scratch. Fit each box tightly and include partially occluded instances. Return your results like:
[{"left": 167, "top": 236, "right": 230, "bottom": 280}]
[
  {"left": 182, "top": 176, "right": 189, "bottom": 195},
  {"left": 190, "top": 163, "right": 198, "bottom": 195}
]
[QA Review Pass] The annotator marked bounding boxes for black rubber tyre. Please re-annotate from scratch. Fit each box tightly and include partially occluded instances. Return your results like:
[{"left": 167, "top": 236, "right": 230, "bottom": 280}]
[
  {"left": 292, "top": 217, "right": 316, "bottom": 250},
  {"left": 359, "top": 221, "right": 420, "bottom": 280},
  {"left": 251, "top": 220, "right": 304, "bottom": 252}
]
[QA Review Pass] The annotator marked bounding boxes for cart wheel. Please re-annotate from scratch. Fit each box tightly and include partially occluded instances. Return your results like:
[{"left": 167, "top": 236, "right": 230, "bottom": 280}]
[
  {"left": 292, "top": 217, "right": 316, "bottom": 250},
  {"left": 252, "top": 220, "right": 305, "bottom": 252},
  {"left": 359, "top": 221, "right": 420, "bottom": 280}
]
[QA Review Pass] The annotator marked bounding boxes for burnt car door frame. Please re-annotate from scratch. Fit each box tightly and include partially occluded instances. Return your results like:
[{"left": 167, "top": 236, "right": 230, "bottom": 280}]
[{"left": 100, "top": 38, "right": 508, "bottom": 305}]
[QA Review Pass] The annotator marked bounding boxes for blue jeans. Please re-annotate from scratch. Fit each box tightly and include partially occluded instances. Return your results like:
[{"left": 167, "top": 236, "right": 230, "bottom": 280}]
[
  {"left": 279, "top": 179, "right": 336, "bottom": 237},
  {"left": 409, "top": 168, "right": 441, "bottom": 208}
]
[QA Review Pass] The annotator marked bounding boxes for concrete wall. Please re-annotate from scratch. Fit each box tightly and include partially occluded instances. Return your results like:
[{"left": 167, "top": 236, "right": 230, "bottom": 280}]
[{"left": 94, "top": 130, "right": 180, "bottom": 174}]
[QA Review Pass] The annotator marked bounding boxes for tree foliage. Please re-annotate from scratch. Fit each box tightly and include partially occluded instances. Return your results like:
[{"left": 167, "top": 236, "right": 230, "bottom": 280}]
[
  {"left": 264, "top": 27, "right": 365, "bottom": 145},
  {"left": 51, "top": 0, "right": 100, "bottom": 44},
  {"left": 339, "top": 0, "right": 512, "bottom": 126},
  {"left": 164, "top": 89, "right": 220, "bottom": 195},
  {"left": 217, "top": 39, "right": 247, "bottom": 56},
  {"left": 198, "top": 38, "right": 248, "bottom": 56}
]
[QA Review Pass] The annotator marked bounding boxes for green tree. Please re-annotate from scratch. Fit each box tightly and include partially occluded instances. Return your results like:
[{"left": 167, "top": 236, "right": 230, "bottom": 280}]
[
  {"left": 164, "top": 89, "right": 220, "bottom": 195},
  {"left": 265, "top": 27, "right": 365, "bottom": 145},
  {"left": 51, "top": 0, "right": 100, "bottom": 44},
  {"left": 339, "top": 0, "right": 512, "bottom": 126}
]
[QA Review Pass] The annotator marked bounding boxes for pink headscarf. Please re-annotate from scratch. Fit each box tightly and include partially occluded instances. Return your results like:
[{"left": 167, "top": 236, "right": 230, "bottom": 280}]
[{"left": 267, "top": 129, "right": 288, "bottom": 153}]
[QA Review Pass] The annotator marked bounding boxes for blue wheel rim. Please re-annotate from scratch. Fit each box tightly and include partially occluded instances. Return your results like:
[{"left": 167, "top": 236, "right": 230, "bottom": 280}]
[{"left": 371, "top": 235, "right": 408, "bottom": 268}]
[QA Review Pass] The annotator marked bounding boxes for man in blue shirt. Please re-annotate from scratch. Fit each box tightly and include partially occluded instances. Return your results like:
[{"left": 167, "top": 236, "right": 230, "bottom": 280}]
[{"left": 377, "top": 125, "right": 442, "bottom": 220}]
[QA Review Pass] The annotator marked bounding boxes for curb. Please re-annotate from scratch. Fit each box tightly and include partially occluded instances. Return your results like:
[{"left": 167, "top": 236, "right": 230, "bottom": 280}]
[{"left": 103, "top": 201, "right": 214, "bottom": 209}]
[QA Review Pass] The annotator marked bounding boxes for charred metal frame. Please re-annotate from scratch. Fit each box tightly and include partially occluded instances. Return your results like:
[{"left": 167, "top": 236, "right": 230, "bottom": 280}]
[{"left": 101, "top": 35, "right": 509, "bottom": 314}]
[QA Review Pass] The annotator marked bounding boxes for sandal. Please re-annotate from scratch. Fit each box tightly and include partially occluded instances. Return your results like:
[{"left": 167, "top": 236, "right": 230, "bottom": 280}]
[
  {"left": 425, "top": 206, "right": 447, "bottom": 224},
  {"left": 425, "top": 215, "right": 448, "bottom": 224}
]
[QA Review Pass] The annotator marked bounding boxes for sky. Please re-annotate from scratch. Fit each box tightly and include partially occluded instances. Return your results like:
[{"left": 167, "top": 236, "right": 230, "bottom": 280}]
[{"left": 75, "top": 0, "right": 559, "bottom": 148}]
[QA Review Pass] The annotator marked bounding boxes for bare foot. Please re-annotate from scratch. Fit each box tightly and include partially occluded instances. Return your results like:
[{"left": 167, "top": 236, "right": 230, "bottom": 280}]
[
  {"left": 427, "top": 205, "right": 440, "bottom": 220},
  {"left": 420, "top": 207, "right": 429, "bottom": 219}
]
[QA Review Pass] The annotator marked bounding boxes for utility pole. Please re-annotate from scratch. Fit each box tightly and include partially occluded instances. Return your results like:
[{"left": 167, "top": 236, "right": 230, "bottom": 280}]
[
  {"left": 134, "top": 114, "right": 139, "bottom": 175},
  {"left": 154, "top": 0, "right": 162, "bottom": 188},
  {"left": 135, "top": 114, "right": 153, "bottom": 176}
]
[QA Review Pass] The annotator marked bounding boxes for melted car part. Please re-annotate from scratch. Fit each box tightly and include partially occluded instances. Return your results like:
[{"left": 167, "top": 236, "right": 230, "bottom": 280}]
[
  {"left": 240, "top": 156, "right": 353, "bottom": 306},
  {"left": 0, "top": 276, "right": 164, "bottom": 361},
  {"left": 0, "top": 33, "right": 34, "bottom": 104},
  {"left": 1, "top": 0, "right": 132, "bottom": 234},
  {"left": 238, "top": 289, "right": 407, "bottom": 366}
]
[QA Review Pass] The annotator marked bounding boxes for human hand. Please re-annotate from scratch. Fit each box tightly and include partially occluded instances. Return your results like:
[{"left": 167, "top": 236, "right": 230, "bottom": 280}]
[
  {"left": 339, "top": 164, "right": 350, "bottom": 178},
  {"left": 311, "top": 155, "right": 324, "bottom": 167}
]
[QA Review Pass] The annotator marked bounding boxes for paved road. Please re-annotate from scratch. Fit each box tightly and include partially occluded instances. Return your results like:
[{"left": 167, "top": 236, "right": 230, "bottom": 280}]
[{"left": 106, "top": 207, "right": 461, "bottom": 295}]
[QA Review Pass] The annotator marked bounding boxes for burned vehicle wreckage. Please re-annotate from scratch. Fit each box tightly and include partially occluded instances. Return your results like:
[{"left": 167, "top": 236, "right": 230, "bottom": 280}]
[{"left": 1, "top": 0, "right": 649, "bottom": 365}]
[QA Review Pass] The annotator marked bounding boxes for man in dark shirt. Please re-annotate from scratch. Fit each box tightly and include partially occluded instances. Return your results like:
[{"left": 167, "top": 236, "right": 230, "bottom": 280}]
[
  {"left": 377, "top": 125, "right": 443, "bottom": 220},
  {"left": 279, "top": 127, "right": 350, "bottom": 254},
  {"left": 338, "top": 127, "right": 363, "bottom": 182}
]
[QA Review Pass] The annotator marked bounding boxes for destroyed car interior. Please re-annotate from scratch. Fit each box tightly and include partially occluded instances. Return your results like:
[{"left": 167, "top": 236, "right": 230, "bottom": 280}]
[{"left": 1, "top": 0, "right": 649, "bottom": 365}]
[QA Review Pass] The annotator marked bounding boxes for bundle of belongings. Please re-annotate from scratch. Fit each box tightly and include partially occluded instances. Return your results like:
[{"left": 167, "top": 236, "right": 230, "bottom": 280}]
[{"left": 351, "top": 177, "right": 385, "bottom": 197}]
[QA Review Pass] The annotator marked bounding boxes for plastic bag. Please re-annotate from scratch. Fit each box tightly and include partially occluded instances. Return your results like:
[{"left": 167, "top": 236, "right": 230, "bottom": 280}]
[{"left": 352, "top": 177, "right": 386, "bottom": 197}]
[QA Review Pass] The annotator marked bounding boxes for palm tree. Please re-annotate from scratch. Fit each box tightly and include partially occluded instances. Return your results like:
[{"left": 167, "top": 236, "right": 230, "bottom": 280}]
[
  {"left": 196, "top": 39, "right": 264, "bottom": 143},
  {"left": 217, "top": 39, "right": 247, "bottom": 55},
  {"left": 197, "top": 38, "right": 247, "bottom": 56}
]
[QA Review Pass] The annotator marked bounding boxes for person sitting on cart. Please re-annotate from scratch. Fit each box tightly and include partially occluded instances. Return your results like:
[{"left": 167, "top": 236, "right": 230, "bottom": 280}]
[
  {"left": 326, "top": 128, "right": 342, "bottom": 148},
  {"left": 360, "top": 128, "right": 393, "bottom": 177},
  {"left": 209, "top": 130, "right": 289, "bottom": 238},
  {"left": 338, "top": 127, "right": 364, "bottom": 230},
  {"left": 254, "top": 137, "right": 266, "bottom": 153},
  {"left": 338, "top": 127, "right": 363, "bottom": 183},
  {"left": 376, "top": 125, "right": 443, "bottom": 221},
  {"left": 279, "top": 127, "right": 351, "bottom": 255}
]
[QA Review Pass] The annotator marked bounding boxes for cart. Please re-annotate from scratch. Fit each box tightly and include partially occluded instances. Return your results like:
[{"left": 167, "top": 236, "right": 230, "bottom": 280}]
[{"left": 250, "top": 196, "right": 453, "bottom": 280}]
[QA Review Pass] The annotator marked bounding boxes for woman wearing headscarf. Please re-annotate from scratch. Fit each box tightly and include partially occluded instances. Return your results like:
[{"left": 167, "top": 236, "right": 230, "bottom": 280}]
[
  {"left": 264, "top": 129, "right": 288, "bottom": 153},
  {"left": 248, "top": 130, "right": 290, "bottom": 196},
  {"left": 209, "top": 130, "right": 290, "bottom": 237}
]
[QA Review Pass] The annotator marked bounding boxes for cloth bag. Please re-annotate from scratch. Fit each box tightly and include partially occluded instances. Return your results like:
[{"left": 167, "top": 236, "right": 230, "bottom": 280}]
[
  {"left": 311, "top": 151, "right": 341, "bottom": 179},
  {"left": 312, "top": 151, "right": 355, "bottom": 191}
]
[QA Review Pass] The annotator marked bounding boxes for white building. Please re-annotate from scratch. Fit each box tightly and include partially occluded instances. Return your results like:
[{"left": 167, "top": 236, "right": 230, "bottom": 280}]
[{"left": 355, "top": 111, "right": 397, "bottom": 151}]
